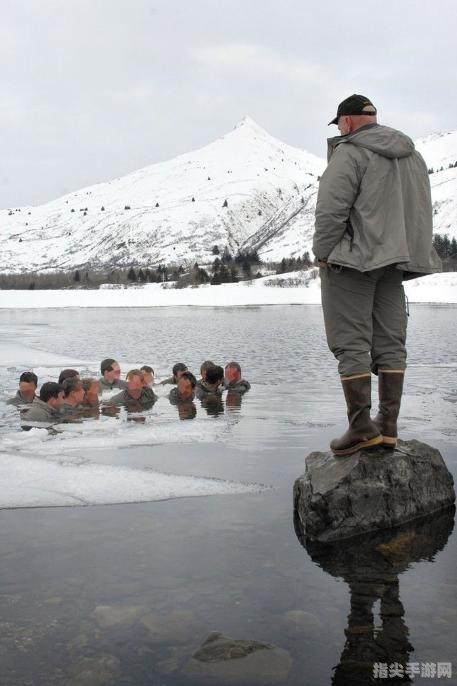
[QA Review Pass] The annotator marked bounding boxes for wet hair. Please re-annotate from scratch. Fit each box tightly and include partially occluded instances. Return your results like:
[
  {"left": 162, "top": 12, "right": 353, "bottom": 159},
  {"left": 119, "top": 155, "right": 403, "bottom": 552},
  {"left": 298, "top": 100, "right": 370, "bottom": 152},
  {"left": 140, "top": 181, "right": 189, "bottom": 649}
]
[
  {"left": 179, "top": 371, "right": 197, "bottom": 388},
  {"left": 101, "top": 358, "right": 117, "bottom": 375},
  {"left": 225, "top": 361, "right": 241, "bottom": 373},
  {"left": 19, "top": 371, "right": 38, "bottom": 386},
  {"left": 140, "top": 365, "right": 154, "bottom": 375},
  {"left": 62, "top": 377, "right": 84, "bottom": 397},
  {"left": 81, "top": 377, "right": 99, "bottom": 393},
  {"left": 200, "top": 360, "right": 215, "bottom": 375},
  {"left": 58, "top": 368, "right": 79, "bottom": 385},
  {"left": 39, "top": 382, "right": 64, "bottom": 403},
  {"left": 205, "top": 365, "right": 224, "bottom": 384},
  {"left": 126, "top": 369, "right": 144, "bottom": 381},
  {"left": 172, "top": 362, "right": 188, "bottom": 378}
]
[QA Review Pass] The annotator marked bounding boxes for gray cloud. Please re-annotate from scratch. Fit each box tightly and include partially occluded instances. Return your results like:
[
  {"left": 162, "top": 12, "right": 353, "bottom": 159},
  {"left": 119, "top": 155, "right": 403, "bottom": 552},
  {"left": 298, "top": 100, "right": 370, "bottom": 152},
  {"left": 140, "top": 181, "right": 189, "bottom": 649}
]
[{"left": 1, "top": 0, "right": 456, "bottom": 206}]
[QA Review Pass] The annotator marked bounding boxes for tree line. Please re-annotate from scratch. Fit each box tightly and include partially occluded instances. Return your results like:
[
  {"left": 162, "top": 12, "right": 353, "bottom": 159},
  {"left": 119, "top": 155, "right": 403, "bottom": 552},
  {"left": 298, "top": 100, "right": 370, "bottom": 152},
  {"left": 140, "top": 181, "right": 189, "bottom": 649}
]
[{"left": 433, "top": 233, "right": 457, "bottom": 271}]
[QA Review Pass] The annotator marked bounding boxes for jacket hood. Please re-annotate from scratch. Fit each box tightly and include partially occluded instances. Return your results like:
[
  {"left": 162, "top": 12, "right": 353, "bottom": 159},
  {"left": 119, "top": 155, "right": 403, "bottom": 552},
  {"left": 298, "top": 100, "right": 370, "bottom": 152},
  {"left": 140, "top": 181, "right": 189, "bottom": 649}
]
[{"left": 329, "top": 124, "right": 415, "bottom": 160}]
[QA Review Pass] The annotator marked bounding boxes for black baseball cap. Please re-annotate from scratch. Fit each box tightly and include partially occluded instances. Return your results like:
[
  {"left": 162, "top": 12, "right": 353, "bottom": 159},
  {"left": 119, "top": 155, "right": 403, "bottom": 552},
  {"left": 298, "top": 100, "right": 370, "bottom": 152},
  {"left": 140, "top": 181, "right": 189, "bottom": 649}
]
[{"left": 329, "top": 94, "right": 377, "bottom": 125}]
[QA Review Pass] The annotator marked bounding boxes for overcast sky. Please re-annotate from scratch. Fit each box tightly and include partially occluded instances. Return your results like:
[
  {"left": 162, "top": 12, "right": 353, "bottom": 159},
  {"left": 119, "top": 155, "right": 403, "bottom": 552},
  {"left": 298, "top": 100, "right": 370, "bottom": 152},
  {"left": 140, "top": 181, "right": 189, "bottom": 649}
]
[{"left": 1, "top": 0, "right": 456, "bottom": 208}]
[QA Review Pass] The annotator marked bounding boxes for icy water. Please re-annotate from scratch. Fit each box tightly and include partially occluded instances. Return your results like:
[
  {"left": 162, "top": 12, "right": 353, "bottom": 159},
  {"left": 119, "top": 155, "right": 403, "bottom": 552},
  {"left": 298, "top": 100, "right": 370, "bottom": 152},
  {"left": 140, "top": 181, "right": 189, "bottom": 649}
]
[{"left": 0, "top": 305, "right": 456, "bottom": 686}]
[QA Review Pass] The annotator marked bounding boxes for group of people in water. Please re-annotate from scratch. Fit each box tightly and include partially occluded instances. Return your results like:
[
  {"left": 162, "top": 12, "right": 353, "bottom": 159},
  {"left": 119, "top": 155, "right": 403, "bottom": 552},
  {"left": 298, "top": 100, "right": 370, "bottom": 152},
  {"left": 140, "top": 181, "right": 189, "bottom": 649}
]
[{"left": 6, "top": 358, "right": 251, "bottom": 427}]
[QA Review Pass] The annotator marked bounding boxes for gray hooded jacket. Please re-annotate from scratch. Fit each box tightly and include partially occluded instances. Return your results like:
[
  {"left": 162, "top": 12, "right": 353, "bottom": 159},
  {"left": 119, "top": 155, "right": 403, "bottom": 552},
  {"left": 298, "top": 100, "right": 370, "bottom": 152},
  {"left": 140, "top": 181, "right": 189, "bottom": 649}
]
[{"left": 313, "top": 124, "right": 441, "bottom": 279}]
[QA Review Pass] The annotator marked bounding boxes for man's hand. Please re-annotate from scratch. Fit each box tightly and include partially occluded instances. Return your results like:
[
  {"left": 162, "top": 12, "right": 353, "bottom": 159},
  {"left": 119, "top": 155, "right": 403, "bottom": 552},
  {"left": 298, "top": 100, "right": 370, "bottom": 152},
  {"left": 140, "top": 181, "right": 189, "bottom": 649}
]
[{"left": 318, "top": 260, "right": 328, "bottom": 268}]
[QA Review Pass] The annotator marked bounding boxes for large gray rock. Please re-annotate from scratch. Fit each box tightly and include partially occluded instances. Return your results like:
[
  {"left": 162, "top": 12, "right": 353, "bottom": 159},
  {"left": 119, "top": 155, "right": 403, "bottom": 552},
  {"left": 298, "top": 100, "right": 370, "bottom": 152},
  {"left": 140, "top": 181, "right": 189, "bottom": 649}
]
[{"left": 294, "top": 439, "right": 455, "bottom": 542}]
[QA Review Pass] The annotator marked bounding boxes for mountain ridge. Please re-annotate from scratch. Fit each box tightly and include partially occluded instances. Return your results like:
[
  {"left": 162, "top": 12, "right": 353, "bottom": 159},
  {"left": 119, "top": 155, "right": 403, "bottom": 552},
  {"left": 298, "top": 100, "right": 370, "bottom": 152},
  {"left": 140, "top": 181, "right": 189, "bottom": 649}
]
[{"left": 0, "top": 120, "right": 455, "bottom": 274}]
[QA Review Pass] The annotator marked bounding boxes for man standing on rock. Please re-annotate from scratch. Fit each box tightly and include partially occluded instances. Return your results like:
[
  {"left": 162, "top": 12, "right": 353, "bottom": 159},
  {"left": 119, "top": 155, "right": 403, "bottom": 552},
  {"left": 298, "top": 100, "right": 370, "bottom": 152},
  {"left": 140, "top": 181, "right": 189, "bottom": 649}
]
[{"left": 313, "top": 94, "right": 441, "bottom": 456}]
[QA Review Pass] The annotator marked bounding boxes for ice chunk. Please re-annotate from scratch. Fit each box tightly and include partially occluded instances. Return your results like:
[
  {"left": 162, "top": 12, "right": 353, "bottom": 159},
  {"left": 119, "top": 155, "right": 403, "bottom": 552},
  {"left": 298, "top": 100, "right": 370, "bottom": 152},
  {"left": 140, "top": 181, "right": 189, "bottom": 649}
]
[
  {"left": 0, "top": 454, "right": 263, "bottom": 509},
  {"left": 1, "top": 417, "right": 227, "bottom": 458}
]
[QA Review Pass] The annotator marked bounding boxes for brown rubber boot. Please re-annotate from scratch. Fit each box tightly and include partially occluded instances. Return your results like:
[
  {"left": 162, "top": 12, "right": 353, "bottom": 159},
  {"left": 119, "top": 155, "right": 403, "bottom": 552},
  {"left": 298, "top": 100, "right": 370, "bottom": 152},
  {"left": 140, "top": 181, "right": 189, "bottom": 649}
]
[
  {"left": 372, "top": 370, "right": 405, "bottom": 447},
  {"left": 330, "top": 374, "right": 383, "bottom": 457}
]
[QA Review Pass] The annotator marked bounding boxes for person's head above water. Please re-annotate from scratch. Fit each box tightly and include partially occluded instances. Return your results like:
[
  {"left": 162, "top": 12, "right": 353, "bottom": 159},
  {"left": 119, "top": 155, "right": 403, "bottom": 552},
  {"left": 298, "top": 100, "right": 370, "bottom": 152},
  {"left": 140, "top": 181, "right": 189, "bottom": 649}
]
[
  {"left": 177, "top": 371, "right": 196, "bottom": 400},
  {"left": 172, "top": 362, "right": 188, "bottom": 383},
  {"left": 18, "top": 371, "right": 38, "bottom": 401},
  {"left": 200, "top": 360, "right": 215, "bottom": 381},
  {"left": 205, "top": 365, "right": 224, "bottom": 388},
  {"left": 140, "top": 365, "right": 154, "bottom": 386},
  {"left": 328, "top": 94, "right": 377, "bottom": 136},
  {"left": 39, "top": 381, "right": 65, "bottom": 408},
  {"left": 101, "top": 358, "right": 122, "bottom": 383},
  {"left": 58, "top": 368, "right": 80, "bottom": 385},
  {"left": 126, "top": 369, "right": 144, "bottom": 399},
  {"left": 81, "top": 378, "right": 100, "bottom": 405},
  {"left": 62, "top": 377, "right": 85, "bottom": 406},
  {"left": 225, "top": 361, "right": 242, "bottom": 384}
]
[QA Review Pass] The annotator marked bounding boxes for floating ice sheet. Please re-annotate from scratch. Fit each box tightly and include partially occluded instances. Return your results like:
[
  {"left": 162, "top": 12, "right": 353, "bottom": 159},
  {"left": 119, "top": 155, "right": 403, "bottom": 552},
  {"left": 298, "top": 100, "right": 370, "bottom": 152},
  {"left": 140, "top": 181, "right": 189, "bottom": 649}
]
[
  {"left": 1, "top": 417, "right": 227, "bottom": 458},
  {"left": 0, "top": 454, "right": 263, "bottom": 509}
]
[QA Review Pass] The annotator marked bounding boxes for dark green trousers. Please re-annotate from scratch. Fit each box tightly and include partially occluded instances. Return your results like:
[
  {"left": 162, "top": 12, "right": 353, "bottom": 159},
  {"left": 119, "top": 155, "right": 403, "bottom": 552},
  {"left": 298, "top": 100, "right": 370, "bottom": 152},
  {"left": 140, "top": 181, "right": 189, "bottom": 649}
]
[{"left": 320, "top": 264, "right": 407, "bottom": 377}]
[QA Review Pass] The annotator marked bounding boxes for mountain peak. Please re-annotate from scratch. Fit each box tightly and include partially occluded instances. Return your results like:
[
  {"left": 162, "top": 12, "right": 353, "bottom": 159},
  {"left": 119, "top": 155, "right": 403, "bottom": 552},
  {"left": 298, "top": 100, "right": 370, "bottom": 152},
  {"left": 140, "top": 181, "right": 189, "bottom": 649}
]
[{"left": 233, "top": 115, "right": 268, "bottom": 135}]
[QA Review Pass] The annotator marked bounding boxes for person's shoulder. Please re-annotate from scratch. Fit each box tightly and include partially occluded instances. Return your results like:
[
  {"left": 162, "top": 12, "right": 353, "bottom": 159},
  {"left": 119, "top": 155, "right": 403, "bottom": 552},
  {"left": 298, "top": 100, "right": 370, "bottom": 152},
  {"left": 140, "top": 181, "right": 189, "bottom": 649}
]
[
  {"left": 168, "top": 387, "right": 179, "bottom": 404},
  {"left": 106, "top": 390, "right": 126, "bottom": 404},
  {"left": 6, "top": 392, "right": 21, "bottom": 406},
  {"left": 233, "top": 379, "right": 251, "bottom": 393},
  {"left": 117, "top": 379, "right": 128, "bottom": 390},
  {"left": 160, "top": 376, "right": 174, "bottom": 385},
  {"left": 22, "top": 398, "right": 53, "bottom": 421},
  {"left": 141, "top": 386, "right": 157, "bottom": 401}
]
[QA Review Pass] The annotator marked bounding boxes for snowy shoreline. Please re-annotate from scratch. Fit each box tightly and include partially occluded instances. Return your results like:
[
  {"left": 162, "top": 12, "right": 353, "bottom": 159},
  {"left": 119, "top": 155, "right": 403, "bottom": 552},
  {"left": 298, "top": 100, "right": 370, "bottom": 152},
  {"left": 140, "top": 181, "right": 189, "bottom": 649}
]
[{"left": 0, "top": 271, "right": 456, "bottom": 308}]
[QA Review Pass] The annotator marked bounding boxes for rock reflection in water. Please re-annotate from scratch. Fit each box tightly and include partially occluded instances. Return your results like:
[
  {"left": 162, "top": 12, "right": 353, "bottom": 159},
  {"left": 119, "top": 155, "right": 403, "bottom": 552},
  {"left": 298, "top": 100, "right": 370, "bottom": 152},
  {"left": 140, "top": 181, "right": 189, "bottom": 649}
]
[{"left": 294, "top": 506, "right": 455, "bottom": 685}]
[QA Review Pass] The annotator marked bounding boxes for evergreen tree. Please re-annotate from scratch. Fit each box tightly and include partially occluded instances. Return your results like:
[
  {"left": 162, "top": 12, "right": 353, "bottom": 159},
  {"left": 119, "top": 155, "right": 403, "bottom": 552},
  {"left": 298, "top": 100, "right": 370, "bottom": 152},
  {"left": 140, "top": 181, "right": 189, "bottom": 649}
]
[
  {"left": 73, "top": 270, "right": 81, "bottom": 283},
  {"left": 127, "top": 267, "right": 137, "bottom": 281},
  {"left": 222, "top": 246, "right": 232, "bottom": 263}
]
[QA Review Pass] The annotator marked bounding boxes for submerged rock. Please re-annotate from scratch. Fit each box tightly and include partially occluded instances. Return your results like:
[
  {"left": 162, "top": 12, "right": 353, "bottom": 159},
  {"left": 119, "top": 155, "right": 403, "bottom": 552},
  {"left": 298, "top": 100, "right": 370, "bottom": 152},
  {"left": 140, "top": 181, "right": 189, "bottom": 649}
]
[
  {"left": 67, "top": 654, "right": 120, "bottom": 686},
  {"left": 181, "top": 632, "right": 292, "bottom": 684},
  {"left": 294, "top": 439, "right": 455, "bottom": 542},
  {"left": 140, "top": 609, "right": 199, "bottom": 643}
]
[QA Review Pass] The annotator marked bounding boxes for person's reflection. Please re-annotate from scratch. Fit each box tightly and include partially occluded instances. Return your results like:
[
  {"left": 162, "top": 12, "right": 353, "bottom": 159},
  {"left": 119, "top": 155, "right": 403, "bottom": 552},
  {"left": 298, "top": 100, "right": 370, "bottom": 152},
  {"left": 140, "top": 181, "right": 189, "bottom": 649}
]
[
  {"left": 201, "top": 394, "right": 224, "bottom": 417},
  {"left": 225, "top": 390, "right": 243, "bottom": 410},
  {"left": 294, "top": 506, "right": 455, "bottom": 685},
  {"left": 175, "top": 400, "right": 197, "bottom": 420}
]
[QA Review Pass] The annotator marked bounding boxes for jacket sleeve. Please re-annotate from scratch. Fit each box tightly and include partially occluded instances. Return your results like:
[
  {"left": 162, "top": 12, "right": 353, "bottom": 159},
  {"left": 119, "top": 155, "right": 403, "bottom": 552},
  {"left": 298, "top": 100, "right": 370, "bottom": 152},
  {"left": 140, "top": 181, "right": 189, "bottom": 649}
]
[{"left": 313, "top": 145, "right": 361, "bottom": 260}]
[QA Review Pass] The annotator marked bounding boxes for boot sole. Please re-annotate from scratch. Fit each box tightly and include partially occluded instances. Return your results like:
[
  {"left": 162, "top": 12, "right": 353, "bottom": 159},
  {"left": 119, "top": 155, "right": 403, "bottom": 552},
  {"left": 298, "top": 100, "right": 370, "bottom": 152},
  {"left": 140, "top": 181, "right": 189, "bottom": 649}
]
[
  {"left": 381, "top": 435, "right": 397, "bottom": 447},
  {"left": 331, "top": 434, "right": 383, "bottom": 457}
]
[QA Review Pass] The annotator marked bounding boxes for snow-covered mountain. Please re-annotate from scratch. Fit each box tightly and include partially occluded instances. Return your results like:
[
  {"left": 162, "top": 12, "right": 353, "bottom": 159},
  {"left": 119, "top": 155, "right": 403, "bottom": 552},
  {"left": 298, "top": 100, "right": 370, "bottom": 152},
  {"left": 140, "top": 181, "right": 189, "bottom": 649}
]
[
  {"left": 1, "top": 121, "right": 456, "bottom": 274},
  {"left": 0, "top": 117, "right": 324, "bottom": 273},
  {"left": 416, "top": 131, "right": 457, "bottom": 239}
]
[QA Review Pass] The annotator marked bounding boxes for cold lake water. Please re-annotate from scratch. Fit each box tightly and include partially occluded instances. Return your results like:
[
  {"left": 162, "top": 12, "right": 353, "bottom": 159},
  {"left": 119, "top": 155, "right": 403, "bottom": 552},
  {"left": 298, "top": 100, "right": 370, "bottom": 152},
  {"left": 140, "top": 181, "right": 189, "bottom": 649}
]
[{"left": 0, "top": 304, "right": 456, "bottom": 686}]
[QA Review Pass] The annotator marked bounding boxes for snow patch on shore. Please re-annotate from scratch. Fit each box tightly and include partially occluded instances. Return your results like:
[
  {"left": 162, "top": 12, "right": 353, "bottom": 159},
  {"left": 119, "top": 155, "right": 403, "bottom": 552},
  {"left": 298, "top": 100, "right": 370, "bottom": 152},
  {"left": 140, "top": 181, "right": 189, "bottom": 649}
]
[{"left": 0, "top": 271, "right": 456, "bottom": 308}]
